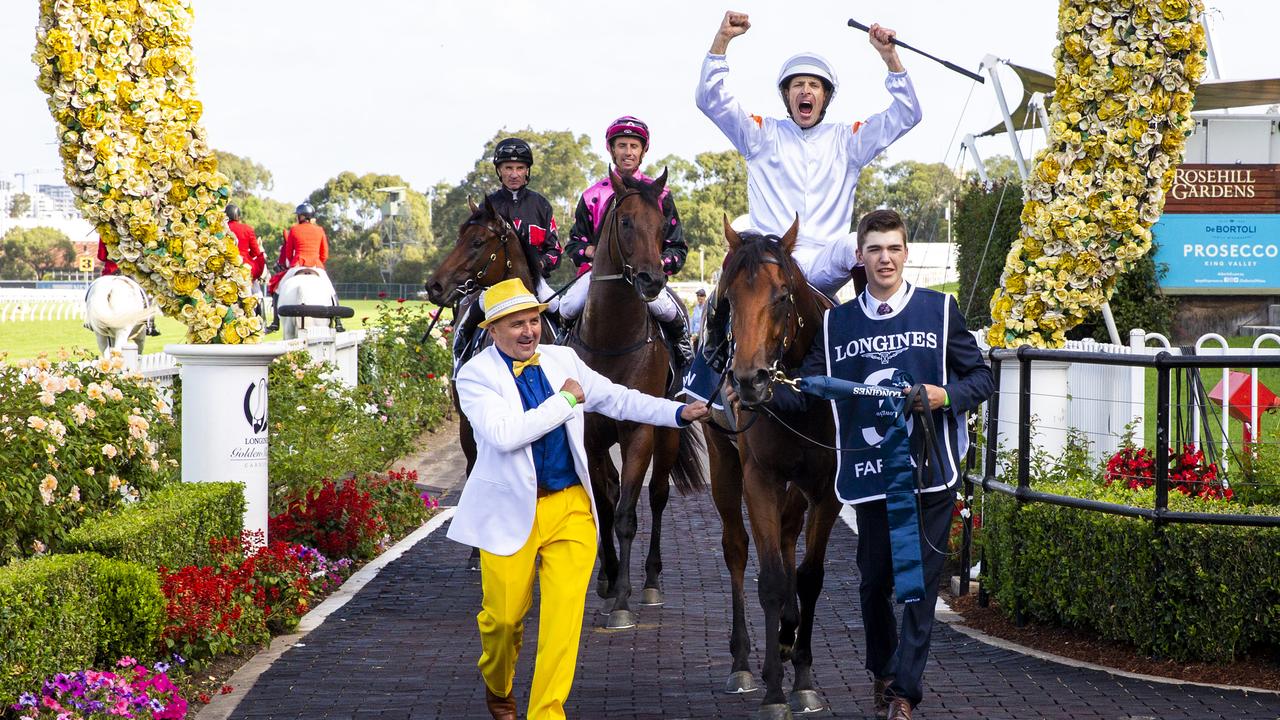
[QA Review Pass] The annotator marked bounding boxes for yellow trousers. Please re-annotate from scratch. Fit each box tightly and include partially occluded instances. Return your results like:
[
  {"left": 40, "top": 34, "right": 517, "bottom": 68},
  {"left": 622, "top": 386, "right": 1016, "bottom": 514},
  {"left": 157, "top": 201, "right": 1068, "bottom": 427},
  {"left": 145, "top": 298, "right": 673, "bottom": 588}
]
[{"left": 478, "top": 484, "right": 597, "bottom": 720}]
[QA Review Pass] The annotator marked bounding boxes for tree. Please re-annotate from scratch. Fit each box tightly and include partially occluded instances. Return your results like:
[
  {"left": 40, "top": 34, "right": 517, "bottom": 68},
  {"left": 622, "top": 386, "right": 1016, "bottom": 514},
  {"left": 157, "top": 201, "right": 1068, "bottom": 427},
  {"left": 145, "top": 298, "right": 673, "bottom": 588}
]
[
  {"left": 214, "top": 150, "right": 274, "bottom": 197},
  {"left": 239, "top": 194, "right": 295, "bottom": 262},
  {"left": 645, "top": 150, "right": 747, "bottom": 282},
  {"left": 430, "top": 128, "right": 605, "bottom": 283},
  {"left": 0, "top": 226, "right": 75, "bottom": 279},
  {"left": 7, "top": 193, "right": 31, "bottom": 219},
  {"left": 306, "top": 172, "right": 434, "bottom": 282},
  {"left": 880, "top": 161, "right": 960, "bottom": 243}
]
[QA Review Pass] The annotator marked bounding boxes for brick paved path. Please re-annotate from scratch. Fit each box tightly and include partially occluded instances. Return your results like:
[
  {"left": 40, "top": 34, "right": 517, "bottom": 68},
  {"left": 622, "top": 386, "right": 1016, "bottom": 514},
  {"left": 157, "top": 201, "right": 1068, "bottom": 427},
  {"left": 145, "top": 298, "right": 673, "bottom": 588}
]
[{"left": 227, "top": 490, "right": 1280, "bottom": 719}]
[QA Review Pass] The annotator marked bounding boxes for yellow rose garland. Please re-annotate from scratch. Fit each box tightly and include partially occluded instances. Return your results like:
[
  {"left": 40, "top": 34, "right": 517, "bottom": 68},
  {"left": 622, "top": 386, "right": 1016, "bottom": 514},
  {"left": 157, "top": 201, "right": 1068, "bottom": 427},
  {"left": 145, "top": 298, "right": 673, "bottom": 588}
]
[
  {"left": 988, "top": 0, "right": 1206, "bottom": 348},
  {"left": 32, "top": 0, "right": 262, "bottom": 344}
]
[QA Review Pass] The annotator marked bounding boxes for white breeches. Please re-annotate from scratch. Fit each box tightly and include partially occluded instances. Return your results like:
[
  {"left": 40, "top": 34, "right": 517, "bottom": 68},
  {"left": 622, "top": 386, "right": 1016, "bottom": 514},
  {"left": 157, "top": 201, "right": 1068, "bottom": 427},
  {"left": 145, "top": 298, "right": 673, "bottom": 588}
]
[
  {"left": 558, "top": 270, "right": 679, "bottom": 322},
  {"left": 792, "top": 231, "right": 862, "bottom": 298}
]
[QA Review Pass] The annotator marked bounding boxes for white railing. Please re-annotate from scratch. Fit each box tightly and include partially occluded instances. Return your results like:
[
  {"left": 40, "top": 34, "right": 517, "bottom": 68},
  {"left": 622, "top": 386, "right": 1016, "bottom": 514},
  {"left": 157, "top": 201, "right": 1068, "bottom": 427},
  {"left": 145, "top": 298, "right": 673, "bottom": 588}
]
[
  {"left": 102, "top": 329, "right": 367, "bottom": 390},
  {"left": 0, "top": 300, "right": 86, "bottom": 321},
  {"left": 994, "top": 329, "right": 1280, "bottom": 473}
]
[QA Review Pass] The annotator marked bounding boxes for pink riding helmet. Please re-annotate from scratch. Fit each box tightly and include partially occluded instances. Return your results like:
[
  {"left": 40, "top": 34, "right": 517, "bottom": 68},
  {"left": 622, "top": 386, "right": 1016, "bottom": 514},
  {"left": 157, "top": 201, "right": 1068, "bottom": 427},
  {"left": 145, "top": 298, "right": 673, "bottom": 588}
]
[{"left": 605, "top": 115, "right": 650, "bottom": 149}]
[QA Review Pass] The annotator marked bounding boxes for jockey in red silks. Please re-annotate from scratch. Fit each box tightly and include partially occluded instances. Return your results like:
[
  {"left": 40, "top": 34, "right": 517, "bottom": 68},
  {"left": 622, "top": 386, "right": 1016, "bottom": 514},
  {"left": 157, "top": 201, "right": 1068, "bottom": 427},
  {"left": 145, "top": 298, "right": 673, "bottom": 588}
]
[
  {"left": 226, "top": 203, "right": 266, "bottom": 280},
  {"left": 559, "top": 116, "right": 693, "bottom": 372},
  {"left": 265, "top": 202, "right": 340, "bottom": 332}
]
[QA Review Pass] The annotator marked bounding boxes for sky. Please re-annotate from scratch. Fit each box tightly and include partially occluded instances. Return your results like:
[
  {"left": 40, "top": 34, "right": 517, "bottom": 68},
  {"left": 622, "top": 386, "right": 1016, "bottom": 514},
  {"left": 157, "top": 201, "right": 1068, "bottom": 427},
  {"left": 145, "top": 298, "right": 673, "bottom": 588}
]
[{"left": 2, "top": 1, "right": 1277, "bottom": 205}]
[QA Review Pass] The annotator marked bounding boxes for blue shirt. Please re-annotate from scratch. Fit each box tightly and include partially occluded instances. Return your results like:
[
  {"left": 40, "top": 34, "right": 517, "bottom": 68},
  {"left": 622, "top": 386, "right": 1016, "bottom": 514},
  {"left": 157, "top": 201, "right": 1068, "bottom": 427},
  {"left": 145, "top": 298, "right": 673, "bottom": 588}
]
[
  {"left": 690, "top": 300, "right": 706, "bottom": 335},
  {"left": 498, "top": 350, "right": 579, "bottom": 492}
]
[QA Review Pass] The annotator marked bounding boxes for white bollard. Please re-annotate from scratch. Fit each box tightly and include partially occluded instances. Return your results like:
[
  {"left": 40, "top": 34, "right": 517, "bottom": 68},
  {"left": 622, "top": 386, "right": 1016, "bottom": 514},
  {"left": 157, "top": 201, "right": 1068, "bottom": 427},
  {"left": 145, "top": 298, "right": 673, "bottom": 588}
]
[
  {"left": 164, "top": 343, "right": 292, "bottom": 544},
  {"left": 997, "top": 358, "right": 1071, "bottom": 461}
]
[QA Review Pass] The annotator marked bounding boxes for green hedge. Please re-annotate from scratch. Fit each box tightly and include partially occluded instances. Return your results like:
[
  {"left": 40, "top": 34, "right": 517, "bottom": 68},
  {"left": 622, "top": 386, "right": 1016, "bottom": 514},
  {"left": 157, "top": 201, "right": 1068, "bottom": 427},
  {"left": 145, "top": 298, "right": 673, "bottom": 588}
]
[
  {"left": 63, "top": 482, "right": 244, "bottom": 570},
  {"left": 983, "top": 480, "right": 1280, "bottom": 662},
  {"left": 0, "top": 552, "right": 164, "bottom": 704}
]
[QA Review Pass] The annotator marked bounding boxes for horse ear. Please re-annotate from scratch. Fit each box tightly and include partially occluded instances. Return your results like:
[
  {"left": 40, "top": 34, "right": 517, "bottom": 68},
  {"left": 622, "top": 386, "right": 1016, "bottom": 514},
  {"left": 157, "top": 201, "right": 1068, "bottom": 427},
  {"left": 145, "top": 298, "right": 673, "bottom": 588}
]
[
  {"left": 482, "top": 194, "right": 498, "bottom": 218},
  {"left": 609, "top": 167, "right": 626, "bottom": 195},
  {"left": 652, "top": 167, "right": 668, "bottom": 195},
  {"left": 468, "top": 198, "right": 478, "bottom": 214},
  {"left": 723, "top": 214, "right": 741, "bottom": 251},
  {"left": 780, "top": 214, "right": 799, "bottom": 254}
]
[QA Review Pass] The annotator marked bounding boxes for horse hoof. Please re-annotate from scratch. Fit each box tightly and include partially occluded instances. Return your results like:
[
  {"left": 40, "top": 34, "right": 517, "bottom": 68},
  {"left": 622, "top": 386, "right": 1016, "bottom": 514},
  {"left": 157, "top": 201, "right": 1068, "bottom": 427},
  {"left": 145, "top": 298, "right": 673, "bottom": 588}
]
[
  {"left": 605, "top": 609, "right": 637, "bottom": 629},
  {"left": 755, "top": 703, "right": 793, "bottom": 720},
  {"left": 599, "top": 598, "right": 614, "bottom": 615},
  {"left": 724, "top": 671, "right": 758, "bottom": 694},
  {"left": 640, "top": 587, "right": 663, "bottom": 606},
  {"left": 788, "top": 690, "right": 825, "bottom": 714}
]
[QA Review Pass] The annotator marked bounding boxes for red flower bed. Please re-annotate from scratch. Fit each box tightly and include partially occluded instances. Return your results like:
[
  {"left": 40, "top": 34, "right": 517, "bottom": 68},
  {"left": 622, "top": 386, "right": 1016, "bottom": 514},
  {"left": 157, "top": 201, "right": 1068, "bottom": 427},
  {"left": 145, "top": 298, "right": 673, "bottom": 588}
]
[
  {"left": 1104, "top": 443, "right": 1232, "bottom": 500},
  {"left": 268, "top": 478, "right": 387, "bottom": 559}
]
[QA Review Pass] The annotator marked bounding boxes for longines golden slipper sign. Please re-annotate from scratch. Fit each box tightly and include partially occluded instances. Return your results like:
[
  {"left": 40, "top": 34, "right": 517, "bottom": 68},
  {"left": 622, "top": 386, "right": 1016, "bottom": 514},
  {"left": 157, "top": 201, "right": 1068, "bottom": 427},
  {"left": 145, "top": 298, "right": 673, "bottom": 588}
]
[{"left": 33, "top": 0, "right": 262, "bottom": 344}]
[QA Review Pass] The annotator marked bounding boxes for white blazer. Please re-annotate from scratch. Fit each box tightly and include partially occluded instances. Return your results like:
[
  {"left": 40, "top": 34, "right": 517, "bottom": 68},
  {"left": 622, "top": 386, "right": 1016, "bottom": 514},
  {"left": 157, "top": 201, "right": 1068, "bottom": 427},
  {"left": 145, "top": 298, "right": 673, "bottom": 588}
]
[{"left": 446, "top": 344, "right": 687, "bottom": 556}]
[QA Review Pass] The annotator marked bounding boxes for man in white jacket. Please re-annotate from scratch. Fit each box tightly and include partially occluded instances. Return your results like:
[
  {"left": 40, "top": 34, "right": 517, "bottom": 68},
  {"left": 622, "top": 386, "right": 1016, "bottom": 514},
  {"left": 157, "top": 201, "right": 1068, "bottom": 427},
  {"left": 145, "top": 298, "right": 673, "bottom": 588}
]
[
  {"left": 695, "top": 10, "right": 923, "bottom": 370},
  {"left": 447, "top": 278, "right": 708, "bottom": 720}
]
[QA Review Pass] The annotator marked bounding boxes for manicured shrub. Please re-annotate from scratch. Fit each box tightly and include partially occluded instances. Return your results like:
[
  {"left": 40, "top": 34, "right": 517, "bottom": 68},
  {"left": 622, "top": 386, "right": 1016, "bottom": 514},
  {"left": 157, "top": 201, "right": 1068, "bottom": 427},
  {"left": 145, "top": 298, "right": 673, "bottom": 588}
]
[
  {"left": 0, "top": 553, "right": 165, "bottom": 705},
  {"left": 64, "top": 482, "right": 245, "bottom": 570},
  {"left": 982, "top": 477, "right": 1280, "bottom": 662}
]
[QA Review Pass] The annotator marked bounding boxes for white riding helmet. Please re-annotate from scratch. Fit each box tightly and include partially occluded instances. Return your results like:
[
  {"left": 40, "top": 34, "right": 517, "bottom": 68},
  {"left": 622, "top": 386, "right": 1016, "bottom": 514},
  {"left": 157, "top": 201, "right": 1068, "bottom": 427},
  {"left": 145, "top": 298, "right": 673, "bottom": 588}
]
[{"left": 776, "top": 52, "right": 839, "bottom": 123}]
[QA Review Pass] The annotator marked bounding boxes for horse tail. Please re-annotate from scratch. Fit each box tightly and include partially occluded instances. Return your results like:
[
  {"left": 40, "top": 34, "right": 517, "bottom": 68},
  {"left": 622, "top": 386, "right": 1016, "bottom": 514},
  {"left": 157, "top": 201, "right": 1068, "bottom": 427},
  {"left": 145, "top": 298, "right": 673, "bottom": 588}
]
[{"left": 670, "top": 420, "right": 708, "bottom": 495}]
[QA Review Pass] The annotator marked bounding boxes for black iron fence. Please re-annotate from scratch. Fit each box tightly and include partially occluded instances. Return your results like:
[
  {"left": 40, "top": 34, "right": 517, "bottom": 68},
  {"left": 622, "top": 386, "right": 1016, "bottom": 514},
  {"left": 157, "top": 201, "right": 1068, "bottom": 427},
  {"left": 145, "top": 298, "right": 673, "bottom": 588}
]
[{"left": 959, "top": 346, "right": 1280, "bottom": 601}]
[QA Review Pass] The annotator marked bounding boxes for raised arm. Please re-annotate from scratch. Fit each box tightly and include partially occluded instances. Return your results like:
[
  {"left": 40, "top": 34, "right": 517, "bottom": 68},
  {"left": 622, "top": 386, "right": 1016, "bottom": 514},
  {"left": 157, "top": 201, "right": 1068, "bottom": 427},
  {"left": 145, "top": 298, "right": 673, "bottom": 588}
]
[
  {"left": 695, "top": 11, "right": 764, "bottom": 158},
  {"left": 847, "top": 23, "right": 922, "bottom": 168}
]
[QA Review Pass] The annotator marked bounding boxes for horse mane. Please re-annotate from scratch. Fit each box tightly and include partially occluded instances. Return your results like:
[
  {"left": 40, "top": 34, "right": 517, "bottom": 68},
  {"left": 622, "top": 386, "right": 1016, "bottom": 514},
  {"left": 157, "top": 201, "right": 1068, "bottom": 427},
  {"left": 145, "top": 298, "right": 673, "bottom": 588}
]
[
  {"left": 721, "top": 231, "right": 803, "bottom": 287},
  {"left": 617, "top": 172, "right": 666, "bottom": 208}
]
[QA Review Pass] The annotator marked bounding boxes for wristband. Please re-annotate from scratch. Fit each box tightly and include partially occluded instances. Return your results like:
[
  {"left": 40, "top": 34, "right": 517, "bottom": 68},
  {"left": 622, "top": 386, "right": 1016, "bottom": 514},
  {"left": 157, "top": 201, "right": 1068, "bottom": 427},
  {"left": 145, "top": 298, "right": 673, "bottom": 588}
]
[
  {"left": 559, "top": 390, "right": 578, "bottom": 408},
  {"left": 943, "top": 389, "right": 951, "bottom": 408}
]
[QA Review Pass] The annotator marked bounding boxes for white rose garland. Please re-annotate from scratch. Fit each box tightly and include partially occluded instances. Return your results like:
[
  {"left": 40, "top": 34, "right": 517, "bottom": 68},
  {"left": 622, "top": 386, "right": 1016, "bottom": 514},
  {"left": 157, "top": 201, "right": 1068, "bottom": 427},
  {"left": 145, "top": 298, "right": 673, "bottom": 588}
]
[
  {"left": 989, "top": 0, "right": 1206, "bottom": 348},
  {"left": 33, "top": 0, "right": 262, "bottom": 344}
]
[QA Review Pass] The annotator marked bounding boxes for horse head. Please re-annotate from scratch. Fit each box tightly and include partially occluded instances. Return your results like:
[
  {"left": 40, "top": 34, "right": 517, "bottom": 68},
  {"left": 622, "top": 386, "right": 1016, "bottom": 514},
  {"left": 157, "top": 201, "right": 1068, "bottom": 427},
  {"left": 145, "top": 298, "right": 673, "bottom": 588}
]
[
  {"left": 424, "top": 196, "right": 532, "bottom": 305},
  {"left": 719, "top": 216, "right": 819, "bottom": 407},
  {"left": 598, "top": 168, "right": 669, "bottom": 302}
]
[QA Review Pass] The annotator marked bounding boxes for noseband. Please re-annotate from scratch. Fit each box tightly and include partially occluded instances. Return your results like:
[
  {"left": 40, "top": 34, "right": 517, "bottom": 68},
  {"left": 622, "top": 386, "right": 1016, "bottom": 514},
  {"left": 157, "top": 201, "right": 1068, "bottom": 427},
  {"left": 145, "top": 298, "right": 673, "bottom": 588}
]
[{"left": 593, "top": 187, "right": 647, "bottom": 285}]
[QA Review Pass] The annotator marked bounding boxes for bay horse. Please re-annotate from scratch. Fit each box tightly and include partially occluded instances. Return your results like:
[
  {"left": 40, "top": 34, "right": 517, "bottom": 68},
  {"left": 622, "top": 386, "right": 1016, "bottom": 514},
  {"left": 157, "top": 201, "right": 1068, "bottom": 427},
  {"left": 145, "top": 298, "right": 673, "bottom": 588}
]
[
  {"left": 569, "top": 169, "right": 705, "bottom": 630},
  {"left": 705, "top": 219, "right": 841, "bottom": 719},
  {"left": 424, "top": 196, "right": 549, "bottom": 569}
]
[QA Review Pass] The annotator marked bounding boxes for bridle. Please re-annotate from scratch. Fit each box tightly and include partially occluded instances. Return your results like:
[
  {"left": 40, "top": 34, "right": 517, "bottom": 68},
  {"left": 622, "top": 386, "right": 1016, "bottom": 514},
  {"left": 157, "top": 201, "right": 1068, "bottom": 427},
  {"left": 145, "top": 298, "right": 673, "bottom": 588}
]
[
  {"left": 453, "top": 214, "right": 520, "bottom": 299},
  {"left": 591, "top": 187, "right": 647, "bottom": 285}
]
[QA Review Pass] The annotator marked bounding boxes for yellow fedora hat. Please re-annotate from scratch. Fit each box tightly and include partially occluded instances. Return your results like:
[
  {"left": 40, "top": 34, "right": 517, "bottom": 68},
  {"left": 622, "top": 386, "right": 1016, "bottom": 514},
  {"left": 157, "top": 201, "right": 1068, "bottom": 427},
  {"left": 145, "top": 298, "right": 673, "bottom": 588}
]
[{"left": 477, "top": 278, "right": 549, "bottom": 328}]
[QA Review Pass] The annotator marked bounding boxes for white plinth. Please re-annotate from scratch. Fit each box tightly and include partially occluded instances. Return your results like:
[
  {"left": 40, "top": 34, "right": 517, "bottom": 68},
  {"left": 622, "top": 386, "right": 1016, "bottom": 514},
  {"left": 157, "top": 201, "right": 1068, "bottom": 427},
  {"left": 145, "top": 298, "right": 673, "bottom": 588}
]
[
  {"left": 997, "top": 359, "right": 1071, "bottom": 461},
  {"left": 165, "top": 343, "right": 292, "bottom": 542}
]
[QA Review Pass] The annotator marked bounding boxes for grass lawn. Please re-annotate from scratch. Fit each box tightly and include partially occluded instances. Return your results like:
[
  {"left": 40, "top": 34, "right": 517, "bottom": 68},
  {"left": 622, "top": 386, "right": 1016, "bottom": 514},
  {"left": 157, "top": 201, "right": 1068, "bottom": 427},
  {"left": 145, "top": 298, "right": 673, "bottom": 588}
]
[
  {"left": 1139, "top": 336, "right": 1280, "bottom": 457},
  {"left": 930, "top": 281, "right": 959, "bottom": 295},
  {"left": 0, "top": 298, "right": 431, "bottom": 362}
]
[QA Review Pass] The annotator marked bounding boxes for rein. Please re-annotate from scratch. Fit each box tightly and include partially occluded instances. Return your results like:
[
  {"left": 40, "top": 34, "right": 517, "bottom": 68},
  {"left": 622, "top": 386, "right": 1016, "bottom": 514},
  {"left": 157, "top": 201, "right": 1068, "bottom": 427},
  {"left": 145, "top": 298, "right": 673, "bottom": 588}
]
[{"left": 591, "top": 187, "right": 644, "bottom": 284}]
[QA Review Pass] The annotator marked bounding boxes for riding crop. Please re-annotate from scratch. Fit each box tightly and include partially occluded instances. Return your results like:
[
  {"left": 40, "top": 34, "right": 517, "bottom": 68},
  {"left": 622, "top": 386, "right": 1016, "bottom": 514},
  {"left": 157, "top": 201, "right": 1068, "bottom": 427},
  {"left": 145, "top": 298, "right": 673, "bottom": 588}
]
[{"left": 847, "top": 19, "right": 984, "bottom": 83}]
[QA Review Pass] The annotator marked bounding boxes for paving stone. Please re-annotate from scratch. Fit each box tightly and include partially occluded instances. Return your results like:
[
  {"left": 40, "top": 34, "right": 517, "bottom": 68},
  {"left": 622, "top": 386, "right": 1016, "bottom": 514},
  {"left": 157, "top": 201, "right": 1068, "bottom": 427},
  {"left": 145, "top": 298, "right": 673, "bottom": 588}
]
[{"left": 228, "top": 490, "right": 1280, "bottom": 719}]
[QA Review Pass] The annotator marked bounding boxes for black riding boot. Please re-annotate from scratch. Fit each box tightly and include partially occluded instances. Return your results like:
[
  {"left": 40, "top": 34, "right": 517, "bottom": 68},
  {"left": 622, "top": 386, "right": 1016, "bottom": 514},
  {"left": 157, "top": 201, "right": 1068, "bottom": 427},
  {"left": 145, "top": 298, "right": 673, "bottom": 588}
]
[
  {"left": 700, "top": 295, "right": 731, "bottom": 373},
  {"left": 451, "top": 298, "right": 483, "bottom": 364},
  {"left": 658, "top": 313, "right": 694, "bottom": 371},
  {"left": 265, "top": 293, "right": 280, "bottom": 334}
]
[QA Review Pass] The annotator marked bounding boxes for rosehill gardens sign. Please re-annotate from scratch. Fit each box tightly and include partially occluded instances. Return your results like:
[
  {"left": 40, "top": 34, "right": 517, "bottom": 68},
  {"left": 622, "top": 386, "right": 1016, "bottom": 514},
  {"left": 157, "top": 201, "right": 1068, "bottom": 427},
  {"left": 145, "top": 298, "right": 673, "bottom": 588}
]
[{"left": 1154, "top": 163, "right": 1280, "bottom": 293}]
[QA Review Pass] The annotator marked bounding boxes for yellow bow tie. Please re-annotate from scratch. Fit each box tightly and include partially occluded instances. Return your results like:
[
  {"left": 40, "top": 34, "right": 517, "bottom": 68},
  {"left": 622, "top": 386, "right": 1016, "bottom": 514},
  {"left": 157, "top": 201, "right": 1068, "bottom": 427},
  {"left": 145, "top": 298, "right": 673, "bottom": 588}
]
[{"left": 512, "top": 353, "right": 541, "bottom": 378}]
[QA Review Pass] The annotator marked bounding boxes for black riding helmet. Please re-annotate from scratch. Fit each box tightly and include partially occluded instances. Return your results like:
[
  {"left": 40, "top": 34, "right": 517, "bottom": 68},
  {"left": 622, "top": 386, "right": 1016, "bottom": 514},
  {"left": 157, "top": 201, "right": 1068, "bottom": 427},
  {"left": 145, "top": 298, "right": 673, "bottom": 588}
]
[
  {"left": 493, "top": 138, "right": 534, "bottom": 168},
  {"left": 295, "top": 202, "right": 315, "bottom": 219},
  {"left": 225, "top": 203, "right": 242, "bottom": 221}
]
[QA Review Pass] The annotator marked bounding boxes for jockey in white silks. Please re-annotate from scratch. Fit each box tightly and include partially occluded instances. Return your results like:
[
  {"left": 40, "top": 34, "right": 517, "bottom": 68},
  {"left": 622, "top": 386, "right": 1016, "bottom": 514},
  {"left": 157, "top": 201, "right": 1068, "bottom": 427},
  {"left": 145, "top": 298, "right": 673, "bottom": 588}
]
[{"left": 695, "top": 11, "right": 922, "bottom": 369}]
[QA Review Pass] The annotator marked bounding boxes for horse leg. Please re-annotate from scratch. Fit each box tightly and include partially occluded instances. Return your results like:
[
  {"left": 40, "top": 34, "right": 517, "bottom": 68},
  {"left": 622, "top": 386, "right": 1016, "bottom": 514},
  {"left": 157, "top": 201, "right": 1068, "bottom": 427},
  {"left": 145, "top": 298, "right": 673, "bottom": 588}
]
[
  {"left": 605, "top": 423, "right": 652, "bottom": 630},
  {"left": 778, "top": 486, "right": 807, "bottom": 663},
  {"left": 788, "top": 492, "right": 841, "bottom": 714},
  {"left": 457, "top": 410, "right": 481, "bottom": 571},
  {"left": 741, "top": 463, "right": 793, "bottom": 718},
  {"left": 640, "top": 426, "right": 678, "bottom": 607},
  {"left": 587, "top": 431, "right": 620, "bottom": 600},
  {"left": 707, "top": 426, "right": 756, "bottom": 694}
]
